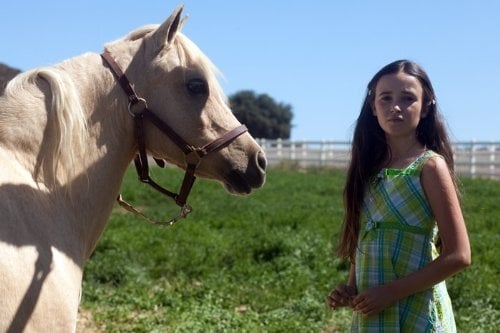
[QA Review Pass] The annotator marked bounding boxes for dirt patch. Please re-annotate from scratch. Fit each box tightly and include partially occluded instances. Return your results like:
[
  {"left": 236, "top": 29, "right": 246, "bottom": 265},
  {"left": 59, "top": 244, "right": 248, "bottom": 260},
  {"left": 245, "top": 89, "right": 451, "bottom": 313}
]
[{"left": 76, "top": 308, "right": 103, "bottom": 333}]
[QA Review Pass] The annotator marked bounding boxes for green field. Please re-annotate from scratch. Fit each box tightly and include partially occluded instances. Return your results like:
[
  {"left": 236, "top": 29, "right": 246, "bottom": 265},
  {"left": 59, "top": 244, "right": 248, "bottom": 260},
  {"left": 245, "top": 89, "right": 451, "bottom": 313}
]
[{"left": 81, "top": 167, "right": 499, "bottom": 332}]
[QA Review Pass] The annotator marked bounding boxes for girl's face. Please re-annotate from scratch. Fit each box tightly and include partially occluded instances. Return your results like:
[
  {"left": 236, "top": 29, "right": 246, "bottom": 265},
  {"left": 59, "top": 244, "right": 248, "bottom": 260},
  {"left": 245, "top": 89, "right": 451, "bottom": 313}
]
[{"left": 372, "top": 71, "right": 427, "bottom": 140}]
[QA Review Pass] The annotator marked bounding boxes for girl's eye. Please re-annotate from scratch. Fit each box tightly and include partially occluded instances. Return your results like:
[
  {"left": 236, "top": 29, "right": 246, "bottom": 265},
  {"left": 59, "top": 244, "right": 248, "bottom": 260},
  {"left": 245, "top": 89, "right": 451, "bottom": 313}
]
[
  {"left": 403, "top": 95, "right": 417, "bottom": 103},
  {"left": 186, "top": 79, "right": 208, "bottom": 95}
]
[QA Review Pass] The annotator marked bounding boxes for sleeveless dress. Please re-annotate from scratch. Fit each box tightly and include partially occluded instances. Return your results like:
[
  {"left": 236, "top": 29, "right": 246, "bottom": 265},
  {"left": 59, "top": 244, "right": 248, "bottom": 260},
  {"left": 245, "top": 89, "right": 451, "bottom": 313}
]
[{"left": 352, "top": 150, "right": 456, "bottom": 332}]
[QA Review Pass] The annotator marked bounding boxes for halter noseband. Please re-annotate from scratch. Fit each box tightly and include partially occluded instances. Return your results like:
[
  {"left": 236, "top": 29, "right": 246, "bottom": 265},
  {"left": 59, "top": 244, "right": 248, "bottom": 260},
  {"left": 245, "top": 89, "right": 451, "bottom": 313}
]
[{"left": 101, "top": 51, "right": 248, "bottom": 226}]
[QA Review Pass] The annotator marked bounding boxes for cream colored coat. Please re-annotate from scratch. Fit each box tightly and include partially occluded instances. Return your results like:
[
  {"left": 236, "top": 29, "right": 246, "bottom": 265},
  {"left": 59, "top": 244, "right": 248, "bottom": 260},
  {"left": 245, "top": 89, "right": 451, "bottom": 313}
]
[{"left": 0, "top": 6, "right": 265, "bottom": 332}]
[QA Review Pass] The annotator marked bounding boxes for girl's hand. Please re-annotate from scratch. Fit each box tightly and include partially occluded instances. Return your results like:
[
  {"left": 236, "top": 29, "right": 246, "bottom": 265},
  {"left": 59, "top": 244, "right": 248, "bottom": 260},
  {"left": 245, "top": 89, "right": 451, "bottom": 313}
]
[
  {"left": 327, "top": 284, "right": 357, "bottom": 310},
  {"left": 351, "top": 284, "right": 395, "bottom": 316}
]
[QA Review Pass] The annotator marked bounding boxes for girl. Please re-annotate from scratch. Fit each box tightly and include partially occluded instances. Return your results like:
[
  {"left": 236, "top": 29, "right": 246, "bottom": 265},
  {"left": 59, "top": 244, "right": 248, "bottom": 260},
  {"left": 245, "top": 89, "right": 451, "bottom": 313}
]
[{"left": 327, "top": 60, "right": 471, "bottom": 332}]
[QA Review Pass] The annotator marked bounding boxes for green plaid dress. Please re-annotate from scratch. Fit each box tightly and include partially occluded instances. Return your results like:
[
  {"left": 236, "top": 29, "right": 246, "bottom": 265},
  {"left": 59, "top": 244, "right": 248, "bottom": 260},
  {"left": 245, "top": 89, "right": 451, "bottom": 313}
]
[{"left": 352, "top": 150, "right": 456, "bottom": 332}]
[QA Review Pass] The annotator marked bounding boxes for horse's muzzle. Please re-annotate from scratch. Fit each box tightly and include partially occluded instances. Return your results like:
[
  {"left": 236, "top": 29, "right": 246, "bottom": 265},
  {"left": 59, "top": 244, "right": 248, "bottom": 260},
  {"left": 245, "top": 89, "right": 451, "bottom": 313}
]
[{"left": 224, "top": 150, "right": 267, "bottom": 195}]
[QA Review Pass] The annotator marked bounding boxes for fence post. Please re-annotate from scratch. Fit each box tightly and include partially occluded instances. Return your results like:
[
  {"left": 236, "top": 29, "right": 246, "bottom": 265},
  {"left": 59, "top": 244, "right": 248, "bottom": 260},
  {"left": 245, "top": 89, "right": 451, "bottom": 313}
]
[
  {"left": 490, "top": 142, "right": 496, "bottom": 179},
  {"left": 276, "top": 138, "right": 282, "bottom": 159},
  {"left": 319, "top": 140, "right": 325, "bottom": 166},
  {"left": 469, "top": 140, "right": 476, "bottom": 178}
]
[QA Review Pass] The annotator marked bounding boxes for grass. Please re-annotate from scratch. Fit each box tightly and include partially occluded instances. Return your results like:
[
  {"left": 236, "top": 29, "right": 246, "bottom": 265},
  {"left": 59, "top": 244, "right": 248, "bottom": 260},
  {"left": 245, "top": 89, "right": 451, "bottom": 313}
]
[{"left": 81, "top": 167, "right": 499, "bottom": 332}]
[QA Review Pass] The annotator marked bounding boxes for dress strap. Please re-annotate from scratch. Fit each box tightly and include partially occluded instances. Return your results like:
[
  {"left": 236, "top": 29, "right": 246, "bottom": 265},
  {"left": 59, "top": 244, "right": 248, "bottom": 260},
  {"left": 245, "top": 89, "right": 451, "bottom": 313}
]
[{"left": 409, "top": 150, "right": 442, "bottom": 171}]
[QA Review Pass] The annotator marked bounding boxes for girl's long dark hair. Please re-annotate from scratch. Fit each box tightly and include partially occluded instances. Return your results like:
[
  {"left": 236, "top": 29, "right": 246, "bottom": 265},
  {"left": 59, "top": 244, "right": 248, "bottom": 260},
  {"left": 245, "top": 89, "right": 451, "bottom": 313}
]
[{"left": 336, "top": 60, "right": 457, "bottom": 260}]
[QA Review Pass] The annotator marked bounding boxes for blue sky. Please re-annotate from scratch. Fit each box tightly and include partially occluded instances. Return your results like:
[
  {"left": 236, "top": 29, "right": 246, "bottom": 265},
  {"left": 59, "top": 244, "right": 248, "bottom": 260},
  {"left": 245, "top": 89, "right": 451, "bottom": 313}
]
[{"left": 1, "top": 1, "right": 499, "bottom": 141}]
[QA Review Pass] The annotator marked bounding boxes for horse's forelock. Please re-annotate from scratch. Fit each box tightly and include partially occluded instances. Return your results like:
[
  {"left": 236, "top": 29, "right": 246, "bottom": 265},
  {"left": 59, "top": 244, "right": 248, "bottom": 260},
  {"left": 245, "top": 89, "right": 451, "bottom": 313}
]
[{"left": 124, "top": 24, "right": 159, "bottom": 42}]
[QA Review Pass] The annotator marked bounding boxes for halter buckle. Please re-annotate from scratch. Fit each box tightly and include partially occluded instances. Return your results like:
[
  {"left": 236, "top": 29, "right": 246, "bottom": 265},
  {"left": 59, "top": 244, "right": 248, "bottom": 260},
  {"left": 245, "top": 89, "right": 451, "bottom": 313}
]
[
  {"left": 185, "top": 149, "right": 202, "bottom": 167},
  {"left": 179, "top": 204, "right": 193, "bottom": 218}
]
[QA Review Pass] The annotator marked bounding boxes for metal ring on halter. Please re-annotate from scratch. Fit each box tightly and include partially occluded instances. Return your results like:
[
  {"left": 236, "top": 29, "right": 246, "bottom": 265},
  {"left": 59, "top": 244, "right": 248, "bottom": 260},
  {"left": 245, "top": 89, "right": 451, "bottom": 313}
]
[
  {"left": 148, "top": 204, "right": 193, "bottom": 227},
  {"left": 156, "top": 204, "right": 193, "bottom": 226},
  {"left": 179, "top": 204, "right": 193, "bottom": 219},
  {"left": 128, "top": 97, "right": 148, "bottom": 117}
]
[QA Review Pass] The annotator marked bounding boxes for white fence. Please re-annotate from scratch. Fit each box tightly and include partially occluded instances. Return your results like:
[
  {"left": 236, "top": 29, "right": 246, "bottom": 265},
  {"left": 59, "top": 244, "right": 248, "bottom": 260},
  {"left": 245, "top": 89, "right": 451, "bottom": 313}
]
[{"left": 257, "top": 139, "right": 500, "bottom": 180}]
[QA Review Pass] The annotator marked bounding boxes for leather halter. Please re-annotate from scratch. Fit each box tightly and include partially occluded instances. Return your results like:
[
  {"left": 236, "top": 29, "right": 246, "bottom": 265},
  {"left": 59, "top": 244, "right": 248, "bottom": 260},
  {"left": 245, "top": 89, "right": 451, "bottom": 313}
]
[{"left": 101, "top": 51, "right": 248, "bottom": 226}]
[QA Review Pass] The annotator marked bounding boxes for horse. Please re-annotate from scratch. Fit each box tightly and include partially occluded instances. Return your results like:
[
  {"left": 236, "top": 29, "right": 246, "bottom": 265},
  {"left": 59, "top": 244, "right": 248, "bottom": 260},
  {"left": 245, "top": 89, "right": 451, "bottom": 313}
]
[{"left": 0, "top": 5, "right": 266, "bottom": 332}]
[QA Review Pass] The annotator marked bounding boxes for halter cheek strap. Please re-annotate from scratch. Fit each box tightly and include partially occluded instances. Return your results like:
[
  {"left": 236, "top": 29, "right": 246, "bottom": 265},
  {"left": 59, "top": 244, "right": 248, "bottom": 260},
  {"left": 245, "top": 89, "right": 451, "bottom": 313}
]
[{"left": 101, "top": 51, "right": 248, "bottom": 226}]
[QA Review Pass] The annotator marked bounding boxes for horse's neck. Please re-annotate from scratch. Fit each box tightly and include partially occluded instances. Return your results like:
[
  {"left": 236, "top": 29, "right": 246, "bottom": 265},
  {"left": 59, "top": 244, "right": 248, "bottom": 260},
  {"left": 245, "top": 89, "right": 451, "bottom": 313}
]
[{"left": 57, "top": 54, "right": 137, "bottom": 258}]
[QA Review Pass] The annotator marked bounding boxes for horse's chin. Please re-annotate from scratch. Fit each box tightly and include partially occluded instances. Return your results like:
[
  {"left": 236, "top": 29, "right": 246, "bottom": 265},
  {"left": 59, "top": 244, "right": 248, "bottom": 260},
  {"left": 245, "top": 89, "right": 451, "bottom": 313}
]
[
  {"left": 222, "top": 170, "right": 264, "bottom": 195},
  {"left": 223, "top": 182, "right": 252, "bottom": 195}
]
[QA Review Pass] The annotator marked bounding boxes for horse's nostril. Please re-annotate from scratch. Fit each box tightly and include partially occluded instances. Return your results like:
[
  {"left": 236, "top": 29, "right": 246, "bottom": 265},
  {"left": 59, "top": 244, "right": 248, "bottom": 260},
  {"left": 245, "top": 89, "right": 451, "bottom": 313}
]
[{"left": 257, "top": 150, "right": 267, "bottom": 171}]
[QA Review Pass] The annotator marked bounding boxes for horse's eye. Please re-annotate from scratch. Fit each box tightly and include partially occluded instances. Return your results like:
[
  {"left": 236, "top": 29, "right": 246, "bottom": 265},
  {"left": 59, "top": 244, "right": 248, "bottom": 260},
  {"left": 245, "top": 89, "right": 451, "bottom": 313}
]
[{"left": 186, "top": 79, "right": 208, "bottom": 95}]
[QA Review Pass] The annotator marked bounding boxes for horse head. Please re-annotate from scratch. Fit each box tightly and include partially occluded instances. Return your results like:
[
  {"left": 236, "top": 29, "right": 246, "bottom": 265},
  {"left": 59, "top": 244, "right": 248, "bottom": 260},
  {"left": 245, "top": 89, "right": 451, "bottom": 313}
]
[{"left": 104, "top": 5, "right": 266, "bottom": 195}]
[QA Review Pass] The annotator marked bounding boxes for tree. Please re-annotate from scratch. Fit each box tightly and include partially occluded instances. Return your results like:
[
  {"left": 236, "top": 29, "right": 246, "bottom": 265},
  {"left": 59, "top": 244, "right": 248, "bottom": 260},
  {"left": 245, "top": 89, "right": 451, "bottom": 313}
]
[{"left": 229, "top": 90, "right": 293, "bottom": 139}]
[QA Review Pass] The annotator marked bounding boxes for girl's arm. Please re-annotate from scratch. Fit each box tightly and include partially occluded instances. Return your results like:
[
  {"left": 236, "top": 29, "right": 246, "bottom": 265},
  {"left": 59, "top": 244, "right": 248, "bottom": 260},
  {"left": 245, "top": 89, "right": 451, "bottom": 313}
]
[{"left": 351, "top": 156, "right": 471, "bottom": 316}]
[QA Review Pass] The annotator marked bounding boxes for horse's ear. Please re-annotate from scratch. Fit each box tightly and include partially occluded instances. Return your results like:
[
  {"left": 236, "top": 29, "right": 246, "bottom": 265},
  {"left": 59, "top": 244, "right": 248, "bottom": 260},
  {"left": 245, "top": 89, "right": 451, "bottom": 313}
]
[{"left": 149, "top": 4, "right": 184, "bottom": 53}]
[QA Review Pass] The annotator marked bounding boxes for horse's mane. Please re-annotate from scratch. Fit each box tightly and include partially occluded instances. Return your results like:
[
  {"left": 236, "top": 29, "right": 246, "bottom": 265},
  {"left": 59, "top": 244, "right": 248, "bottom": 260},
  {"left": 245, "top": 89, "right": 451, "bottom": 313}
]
[{"left": 4, "top": 68, "right": 88, "bottom": 185}]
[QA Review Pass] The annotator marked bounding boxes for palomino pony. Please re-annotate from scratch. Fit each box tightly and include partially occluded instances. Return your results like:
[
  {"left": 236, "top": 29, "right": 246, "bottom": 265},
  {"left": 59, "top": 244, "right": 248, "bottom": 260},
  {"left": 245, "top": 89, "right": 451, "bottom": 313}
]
[{"left": 0, "top": 5, "right": 266, "bottom": 332}]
